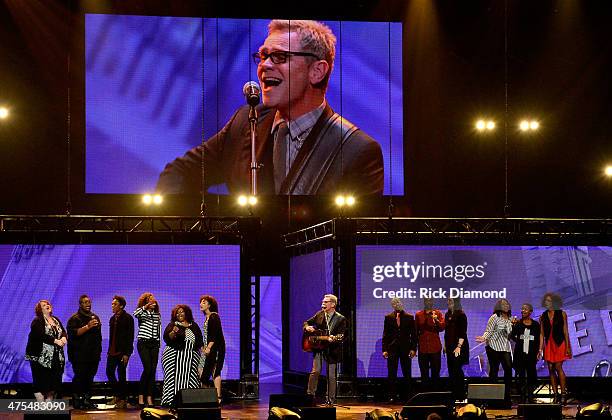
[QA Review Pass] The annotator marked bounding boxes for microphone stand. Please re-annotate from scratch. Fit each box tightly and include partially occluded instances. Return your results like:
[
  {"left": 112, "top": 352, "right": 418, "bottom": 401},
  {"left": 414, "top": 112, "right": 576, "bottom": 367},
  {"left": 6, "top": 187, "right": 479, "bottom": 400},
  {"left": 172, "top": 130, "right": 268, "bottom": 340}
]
[{"left": 249, "top": 105, "right": 259, "bottom": 197}]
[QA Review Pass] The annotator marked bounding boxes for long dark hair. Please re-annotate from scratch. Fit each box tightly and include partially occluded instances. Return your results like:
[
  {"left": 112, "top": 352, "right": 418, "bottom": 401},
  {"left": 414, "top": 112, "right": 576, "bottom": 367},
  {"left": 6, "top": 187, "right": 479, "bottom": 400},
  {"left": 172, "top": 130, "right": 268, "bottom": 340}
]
[
  {"left": 541, "top": 292, "right": 563, "bottom": 310},
  {"left": 493, "top": 299, "right": 511, "bottom": 317}
]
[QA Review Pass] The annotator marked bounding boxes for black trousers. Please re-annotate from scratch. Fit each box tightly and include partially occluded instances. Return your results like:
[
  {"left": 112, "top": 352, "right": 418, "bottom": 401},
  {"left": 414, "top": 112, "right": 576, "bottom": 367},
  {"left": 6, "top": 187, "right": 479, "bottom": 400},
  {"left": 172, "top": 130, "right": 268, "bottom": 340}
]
[
  {"left": 137, "top": 339, "right": 160, "bottom": 397},
  {"left": 514, "top": 354, "right": 538, "bottom": 401},
  {"left": 72, "top": 359, "right": 100, "bottom": 397},
  {"left": 106, "top": 355, "right": 127, "bottom": 399},
  {"left": 387, "top": 351, "right": 412, "bottom": 398},
  {"left": 418, "top": 352, "right": 441, "bottom": 379},
  {"left": 485, "top": 346, "right": 512, "bottom": 399},
  {"left": 446, "top": 349, "right": 466, "bottom": 400}
]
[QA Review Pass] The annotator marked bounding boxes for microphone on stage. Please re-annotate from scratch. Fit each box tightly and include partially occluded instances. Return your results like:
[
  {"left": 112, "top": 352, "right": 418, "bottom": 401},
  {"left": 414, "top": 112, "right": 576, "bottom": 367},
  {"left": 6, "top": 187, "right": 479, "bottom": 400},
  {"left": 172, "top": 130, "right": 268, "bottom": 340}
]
[{"left": 243, "top": 81, "right": 261, "bottom": 107}]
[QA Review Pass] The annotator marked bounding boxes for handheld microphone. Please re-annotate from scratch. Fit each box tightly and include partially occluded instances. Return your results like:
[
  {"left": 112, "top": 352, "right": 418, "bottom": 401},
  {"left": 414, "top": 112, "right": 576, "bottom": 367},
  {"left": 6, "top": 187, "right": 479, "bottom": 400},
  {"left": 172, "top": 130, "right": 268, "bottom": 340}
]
[{"left": 243, "top": 81, "right": 261, "bottom": 106}]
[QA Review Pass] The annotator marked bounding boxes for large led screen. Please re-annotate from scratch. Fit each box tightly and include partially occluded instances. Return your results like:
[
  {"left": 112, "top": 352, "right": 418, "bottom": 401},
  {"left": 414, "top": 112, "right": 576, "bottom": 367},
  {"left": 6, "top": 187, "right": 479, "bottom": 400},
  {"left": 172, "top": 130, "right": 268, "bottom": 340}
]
[
  {"left": 85, "top": 15, "right": 403, "bottom": 195},
  {"left": 0, "top": 244, "right": 241, "bottom": 383},
  {"left": 356, "top": 245, "right": 612, "bottom": 378},
  {"left": 288, "top": 249, "right": 334, "bottom": 373}
]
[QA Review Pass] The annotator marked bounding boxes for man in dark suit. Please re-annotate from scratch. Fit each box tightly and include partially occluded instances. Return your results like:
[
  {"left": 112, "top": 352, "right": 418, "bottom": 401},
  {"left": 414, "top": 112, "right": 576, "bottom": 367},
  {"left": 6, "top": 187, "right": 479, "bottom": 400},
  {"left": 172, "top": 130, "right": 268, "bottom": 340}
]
[
  {"left": 67, "top": 295, "right": 102, "bottom": 410},
  {"left": 156, "top": 19, "right": 383, "bottom": 196},
  {"left": 382, "top": 298, "right": 417, "bottom": 402},
  {"left": 303, "top": 294, "right": 348, "bottom": 405},
  {"left": 106, "top": 295, "right": 135, "bottom": 409}
]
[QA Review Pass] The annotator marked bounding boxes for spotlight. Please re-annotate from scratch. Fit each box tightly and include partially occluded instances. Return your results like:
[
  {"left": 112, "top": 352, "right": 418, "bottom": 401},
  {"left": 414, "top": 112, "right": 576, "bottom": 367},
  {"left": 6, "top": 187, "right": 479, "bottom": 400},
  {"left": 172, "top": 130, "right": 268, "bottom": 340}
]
[
  {"left": 576, "top": 402, "right": 611, "bottom": 418},
  {"left": 519, "top": 120, "right": 530, "bottom": 131},
  {"left": 456, "top": 404, "right": 487, "bottom": 419},
  {"left": 475, "top": 120, "right": 486, "bottom": 131},
  {"left": 237, "top": 195, "right": 248, "bottom": 206},
  {"left": 0, "top": 107, "right": 8, "bottom": 119},
  {"left": 529, "top": 120, "right": 540, "bottom": 130},
  {"left": 152, "top": 194, "right": 163, "bottom": 205},
  {"left": 346, "top": 196, "right": 356, "bottom": 206},
  {"left": 486, "top": 121, "right": 496, "bottom": 130},
  {"left": 365, "top": 408, "right": 395, "bottom": 420},
  {"left": 335, "top": 195, "right": 346, "bottom": 206},
  {"left": 142, "top": 194, "right": 152, "bottom": 205},
  {"left": 248, "top": 195, "right": 258, "bottom": 206},
  {"left": 605, "top": 165, "right": 612, "bottom": 177}
]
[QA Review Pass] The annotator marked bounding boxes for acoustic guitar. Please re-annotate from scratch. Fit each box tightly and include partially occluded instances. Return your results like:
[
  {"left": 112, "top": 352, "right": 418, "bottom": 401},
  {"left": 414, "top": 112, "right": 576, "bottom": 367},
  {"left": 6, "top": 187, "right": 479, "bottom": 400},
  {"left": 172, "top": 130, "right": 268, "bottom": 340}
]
[{"left": 302, "top": 329, "right": 344, "bottom": 352}]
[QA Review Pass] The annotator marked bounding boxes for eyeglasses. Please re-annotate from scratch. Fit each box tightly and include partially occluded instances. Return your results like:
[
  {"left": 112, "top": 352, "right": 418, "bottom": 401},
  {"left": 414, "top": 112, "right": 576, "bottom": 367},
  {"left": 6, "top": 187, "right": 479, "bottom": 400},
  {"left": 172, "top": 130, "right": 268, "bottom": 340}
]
[
  {"left": 322, "top": 300, "right": 332, "bottom": 304},
  {"left": 253, "top": 50, "right": 321, "bottom": 65}
]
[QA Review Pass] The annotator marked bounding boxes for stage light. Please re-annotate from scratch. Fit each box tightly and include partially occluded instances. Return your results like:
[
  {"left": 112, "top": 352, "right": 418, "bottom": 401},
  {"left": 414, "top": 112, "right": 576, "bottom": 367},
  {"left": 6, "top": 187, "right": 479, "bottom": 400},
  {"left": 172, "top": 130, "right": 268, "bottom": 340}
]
[
  {"left": 486, "top": 121, "right": 495, "bottom": 130},
  {"left": 475, "top": 120, "right": 486, "bottom": 131},
  {"left": 456, "top": 404, "right": 487, "bottom": 419},
  {"left": 248, "top": 195, "right": 258, "bottom": 206},
  {"left": 365, "top": 408, "right": 395, "bottom": 420},
  {"left": 335, "top": 195, "right": 346, "bottom": 206},
  {"left": 346, "top": 196, "right": 356, "bottom": 206},
  {"left": 237, "top": 195, "right": 248, "bottom": 206},
  {"left": 152, "top": 194, "right": 163, "bottom": 205},
  {"left": 142, "top": 194, "right": 152, "bottom": 205},
  {"left": 529, "top": 120, "right": 540, "bottom": 130},
  {"left": 576, "top": 402, "right": 611, "bottom": 418},
  {"left": 519, "top": 120, "right": 530, "bottom": 131},
  {"left": 0, "top": 107, "right": 8, "bottom": 119},
  {"left": 605, "top": 165, "right": 612, "bottom": 177}
]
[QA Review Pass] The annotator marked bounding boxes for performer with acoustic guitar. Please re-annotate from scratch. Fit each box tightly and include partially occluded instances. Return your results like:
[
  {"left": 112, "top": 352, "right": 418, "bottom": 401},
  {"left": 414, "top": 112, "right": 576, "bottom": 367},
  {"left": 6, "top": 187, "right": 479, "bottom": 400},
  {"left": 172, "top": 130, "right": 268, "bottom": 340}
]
[{"left": 303, "top": 294, "right": 348, "bottom": 405}]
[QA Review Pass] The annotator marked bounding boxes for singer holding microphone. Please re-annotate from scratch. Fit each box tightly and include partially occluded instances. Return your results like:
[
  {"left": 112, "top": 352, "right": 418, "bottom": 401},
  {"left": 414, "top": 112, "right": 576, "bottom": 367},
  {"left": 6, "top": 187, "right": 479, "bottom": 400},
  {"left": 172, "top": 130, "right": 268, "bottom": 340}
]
[
  {"left": 161, "top": 304, "right": 203, "bottom": 407},
  {"left": 157, "top": 19, "right": 383, "bottom": 195},
  {"left": 415, "top": 298, "right": 445, "bottom": 384},
  {"left": 67, "top": 294, "right": 102, "bottom": 410}
]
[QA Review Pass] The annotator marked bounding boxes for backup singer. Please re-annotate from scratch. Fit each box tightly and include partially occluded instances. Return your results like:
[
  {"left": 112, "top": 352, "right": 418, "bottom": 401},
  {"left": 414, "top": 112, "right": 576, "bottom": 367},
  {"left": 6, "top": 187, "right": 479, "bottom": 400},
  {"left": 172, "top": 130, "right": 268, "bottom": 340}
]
[
  {"left": 476, "top": 299, "right": 512, "bottom": 402},
  {"left": 539, "top": 292, "right": 572, "bottom": 404},
  {"left": 382, "top": 298, "right": 416, "bottom": 402},
  {"left": 156, "top": 20, "right": 383, "bottom": 195},
  {"left": 415, "top": 298, "right": 445, "bottom": 382},
  {"left": 304, "top": 294, "right": 348, "bottom": 405},
  {"left": 510, "top": 303, "right": 540, "bottom": 403},
  {"left": 444, "top": 297, "right": 469, "bottom": 400},
  {"left": 67, "top": 295, "right": 102, "bottom": 410},
  {"left": 199, "top": 295, "right": 226, "bottom": 403},
  {"left": 106, "top": 295, "right": 134, "bottom": 409},
  {"left": 134, "top": 292, "right": 161, "bottom": 408},
  {"left": 161, "top": 305, "right": 203, "bottom": 407},
  {"left": 25, "top": 300, "right": 67, "bottom": 402}
]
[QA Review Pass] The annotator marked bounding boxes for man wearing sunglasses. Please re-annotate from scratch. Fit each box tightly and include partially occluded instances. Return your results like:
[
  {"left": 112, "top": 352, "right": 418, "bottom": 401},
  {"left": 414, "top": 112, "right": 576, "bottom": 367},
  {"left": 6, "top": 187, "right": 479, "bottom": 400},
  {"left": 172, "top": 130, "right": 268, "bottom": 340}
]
[{"left": 157, "top": 19, "right": 383, "bottom": 195}]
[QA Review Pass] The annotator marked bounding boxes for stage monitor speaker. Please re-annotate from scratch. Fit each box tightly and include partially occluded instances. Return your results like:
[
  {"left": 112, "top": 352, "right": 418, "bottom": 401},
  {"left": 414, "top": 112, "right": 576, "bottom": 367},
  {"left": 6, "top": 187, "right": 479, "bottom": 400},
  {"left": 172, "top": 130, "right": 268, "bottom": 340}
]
[
  {"left": 517, "top": 403, "right": 562, "bottom": 420},
  {"left": 297, "top": 406, "right": 336, "bottom": 420},
  {"left": 268, "top": 393, "right": 315, "bottom": 410},
  {"left": 467, "top": 383, "right": 506, "bottom": 407},
  {"left": 268, "top": 406, "right": 301, "bottom": 420},
  {"left": 400, "top": 404, "right": 450, "bottom": 420},
  {"left": 177, "top": 388, "right": 219, "bottom": 408},
  {"left": 406, "top": 391, "right": 454, "bottom": 407}
]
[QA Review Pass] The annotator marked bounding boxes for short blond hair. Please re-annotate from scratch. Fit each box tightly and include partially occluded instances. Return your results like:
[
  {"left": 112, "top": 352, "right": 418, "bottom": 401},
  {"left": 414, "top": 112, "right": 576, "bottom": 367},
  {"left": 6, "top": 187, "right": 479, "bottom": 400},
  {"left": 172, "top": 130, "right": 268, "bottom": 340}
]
[
  {"left": 324, "top": 294, "right": 338, "bottom": 306},
  {"left": 268, "top": 20, "right": 336, "bottom": 88}
]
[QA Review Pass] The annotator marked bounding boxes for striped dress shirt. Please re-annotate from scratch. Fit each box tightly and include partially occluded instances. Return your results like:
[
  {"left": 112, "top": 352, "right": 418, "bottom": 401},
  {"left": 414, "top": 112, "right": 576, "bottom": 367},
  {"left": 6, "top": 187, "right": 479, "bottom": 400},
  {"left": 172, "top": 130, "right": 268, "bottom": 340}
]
[
  {"left": 134, "top": 306, "right": 161, "bottom": 341},
  {"left": 482, "top": 314, "right": 512, "bottom": 352}
]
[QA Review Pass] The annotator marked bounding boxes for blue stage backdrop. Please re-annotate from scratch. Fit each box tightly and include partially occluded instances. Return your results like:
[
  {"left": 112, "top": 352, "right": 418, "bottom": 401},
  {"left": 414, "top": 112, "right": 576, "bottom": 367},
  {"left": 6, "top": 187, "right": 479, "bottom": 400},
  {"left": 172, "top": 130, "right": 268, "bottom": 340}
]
[
  {"left": 85, "top": 15, "right": 404, "bottom": 195},
  {"left": 356, "top": 245, "right": 612, "bottom": 378},
  {"left": 0, "top": 244, "right": 241, "bottom": 383},
  {"left": 289, "top": 249, "right": 335, "bottom": 373}
]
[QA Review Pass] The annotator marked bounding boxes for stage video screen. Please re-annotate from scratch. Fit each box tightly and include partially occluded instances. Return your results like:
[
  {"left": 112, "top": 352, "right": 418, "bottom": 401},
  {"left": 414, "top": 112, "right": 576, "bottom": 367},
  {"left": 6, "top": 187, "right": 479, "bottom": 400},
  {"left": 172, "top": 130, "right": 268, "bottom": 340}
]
[
  {"left": 85, "top": 15, "right": 403, "bottom": 195},
  {"left": 356, "top": 245, "right": 612, "bottom": 378},
  {"left": 288, "top": 249, "right": 334, "bottom": 373},
  {"left": 0, "top": 244, "right": 241, "bottom": 384}
]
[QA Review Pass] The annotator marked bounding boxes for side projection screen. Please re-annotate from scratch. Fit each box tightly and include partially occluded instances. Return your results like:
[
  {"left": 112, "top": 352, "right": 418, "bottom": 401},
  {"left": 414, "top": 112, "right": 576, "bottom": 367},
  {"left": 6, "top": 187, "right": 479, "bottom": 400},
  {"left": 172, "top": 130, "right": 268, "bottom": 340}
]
[
  {"left": 0, "top": 244, "right": 241, "bottom": 384},
  {"left": 85, "top": 15, "right": 403, "bottom": 196},
  {"left": 356, "top": 245, "right": 612, "bottom": 378}
]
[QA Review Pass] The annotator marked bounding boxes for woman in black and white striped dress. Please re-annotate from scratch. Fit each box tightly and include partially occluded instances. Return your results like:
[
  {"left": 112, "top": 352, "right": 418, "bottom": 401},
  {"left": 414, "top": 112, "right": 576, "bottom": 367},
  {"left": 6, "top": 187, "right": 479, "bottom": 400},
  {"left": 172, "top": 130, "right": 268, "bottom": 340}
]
[
  {"left": 134, "top": 293, "right": 161, "bottom": 408},
  {"left": 161, "top": 304, "right": 203, "bottom": 407},
  {"left": 476, "top": 298, "right": 513, "bottom": 402}
]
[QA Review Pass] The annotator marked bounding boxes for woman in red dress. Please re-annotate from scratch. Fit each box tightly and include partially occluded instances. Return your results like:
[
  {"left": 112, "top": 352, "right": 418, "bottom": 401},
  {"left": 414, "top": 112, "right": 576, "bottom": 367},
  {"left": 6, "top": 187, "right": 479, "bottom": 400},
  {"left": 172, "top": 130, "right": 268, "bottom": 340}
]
[{"left": 538, "top": 292, "right": 572, "bottom": 404}]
